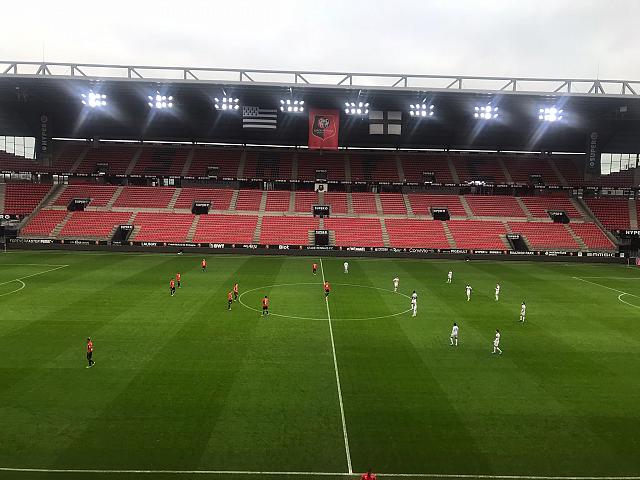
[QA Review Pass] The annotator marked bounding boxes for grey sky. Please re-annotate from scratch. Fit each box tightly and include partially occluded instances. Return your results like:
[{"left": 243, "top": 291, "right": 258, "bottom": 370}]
[{"left": 1, "top": 0, "right": 639, "bottom": 79}]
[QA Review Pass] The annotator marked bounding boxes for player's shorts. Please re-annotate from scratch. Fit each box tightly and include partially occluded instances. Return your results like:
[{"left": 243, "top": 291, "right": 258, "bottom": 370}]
[
  {"left": 451, "top": 334, "right": 458, "bottom": 338},
  {"left": 263, "top": 306, "right": 268, "bottom": 310},
  {"left": 494, "top": 342, "right": 500, "bottom": 347},
  {"left": 87, "top": 352, "right": 93, "bottom": 361},
  {"left": 171, "top": 287, "right": 175, "bottom": 293}
]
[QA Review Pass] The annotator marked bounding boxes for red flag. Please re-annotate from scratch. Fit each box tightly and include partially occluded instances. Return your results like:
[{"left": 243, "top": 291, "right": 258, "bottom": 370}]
[{"left": 308, "top": 109, "right": 339, "bottom": 150}]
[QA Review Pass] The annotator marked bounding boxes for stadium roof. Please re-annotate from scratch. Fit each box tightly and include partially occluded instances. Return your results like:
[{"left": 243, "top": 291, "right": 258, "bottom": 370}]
[{"left": 1, "top": 60, "right": 640, "bottom": 153}]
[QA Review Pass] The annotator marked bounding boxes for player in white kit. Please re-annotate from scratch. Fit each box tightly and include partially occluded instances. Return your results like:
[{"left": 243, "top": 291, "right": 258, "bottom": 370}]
[
  {"left": 343, "top": 261, "right": 349, "bottom": 274},
  {"left": 495, "top": 283, "right": 501, "bottom": 301},
  {"left": 519, "top": 301, "right": 526, "bottom": 323},
  {"left": 465, "top": 285, "right": 472, "bottom": 301},
  {"left": 393, "top": 277, "right": 399, "bottom": 292},
  {"left": 411, "top": 297, "right": 417, "bottom": 317},
  {"left": 447, "top": 271, "right": 453, "bottom": 283},
  {"left": 492, "top": 329, "right": 502, "bottom": 355},
  {"left": 450, "top": 322, "right": 459, "bottom": 346}
]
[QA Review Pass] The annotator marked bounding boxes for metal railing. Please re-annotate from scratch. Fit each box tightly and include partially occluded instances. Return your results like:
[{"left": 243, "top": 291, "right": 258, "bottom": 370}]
[{"left": 1, "top": 61, "right": 639, "bottom": 97}]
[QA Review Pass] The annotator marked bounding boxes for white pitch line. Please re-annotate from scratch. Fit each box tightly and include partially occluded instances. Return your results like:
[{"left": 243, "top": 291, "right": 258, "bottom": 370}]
[
  {"left": 320, "top": 257, "right": 352, "bottom": 474},
  {"left": 0, "top": 264, "right": 69, "bottom": 288},
  {"left": 0, "top": 263, "right": 70, "bottom": 267},
  {"left": 572, "top": 277, "right": 640, "bottom": 298},
  {"left": 0, "top": 467, "right": 638, "bottom": 479}
]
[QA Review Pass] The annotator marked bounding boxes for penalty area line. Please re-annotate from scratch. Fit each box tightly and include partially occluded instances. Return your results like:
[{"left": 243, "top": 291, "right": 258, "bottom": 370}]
[
  {"left": 320, "top": 257, "right": 352, "bottom": 474},
  {"left": 0, "top": 467, "right": 638, "bottom": 479}
]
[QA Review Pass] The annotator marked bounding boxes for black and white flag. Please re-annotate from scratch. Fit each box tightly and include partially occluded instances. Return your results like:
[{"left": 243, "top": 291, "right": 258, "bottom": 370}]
[
  {"left": 369, "top": 111, "right": 402, "bottom": 135},
  {"left": 242, "top": 106, "right": 278, "bottom": 129}
]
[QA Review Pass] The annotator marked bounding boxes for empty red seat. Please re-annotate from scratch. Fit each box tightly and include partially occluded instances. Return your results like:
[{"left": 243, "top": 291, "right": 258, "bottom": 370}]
[
  {"left": 3, "top": 184, "right": 52, "bottom": 215},
  {"left": 193, "top": 215, "right": 258, "bottom": 244},
  {"left": 60, "top": 211, "right": 132, "bottom": 238},
  {"left": 174, "top": 188, "right": 233, "bottom": 210},
  {"left": 386, "top": 219, "right": 450, "bottom": 248},
  {"left": 260, "top": 216, "right": 318, "bottom": 245},
  {"left": 20, "top": 210, "right": 67, "bottom": 236}
]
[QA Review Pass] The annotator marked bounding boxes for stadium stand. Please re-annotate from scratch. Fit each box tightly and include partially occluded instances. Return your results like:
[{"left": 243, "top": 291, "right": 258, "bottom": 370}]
[
  {"left": 74, "top": 145, "right": 136, "bottom": 176},
  {"left": 265, "top": 190, "right": 291, "bottom": 212},
  {"left": 132, "top": 148, "right": 188, "bottom": 177},
  {"left": 569, "top": 223, "right": 616, "bottom": 250},
  {"left": 407, "top": 194, "right": 467, "bottom": 217},
  {"left": 351, "top": 192, "right": 378, "bottom": 214},
  {"left": 260, "top": 216, "right": 319, "bottom": 245},
  {"left": 193, "top": 215, "right": 258, "bottom": 244},
  {"left": 244, "top": 151, "right": 293, "bottom": 180},
  {"left": 501, "top": 156, "right": 562, "bottom": 185},
  {"left": 188, "top": 148, "right": 240, "bottom": 178},
  {"left": 520, "top": 195, "right": 582, "bottom": 219},
  {"left": 465, "top": 195, "right": 527, "bottom": 217},
  {"left": 3, "top": 183, "right": 51, "bottom": 215},
  {"left": 350, "top": 154, "right": 399, "bottom": 182},
  {"left": 324, "top": 217, "right": 383, "bottom": 247},
  {"left": 400, "top": 154, "right": 454, "bottom": 184},
  {"left": 379, "top": 193, "right": 407, "bottom": 215},
  {"left": 0, "top": 151, "right": 46, "bottom": 173},
  {"left": 235, "top": 190, "right": 263, "bottom": 211},
  {"left": 453, "top": 156, "right": 508, "bottom": 184},
  {"left": 386, "top": 219, "right": 450, "bottom": 248},
  {"left": 114, "top": 186, "right": 176, "bottom": 208},
  {"left": 60, "top": 211, "right": 132, "bottom": 238},
  {"left": 297, "top": 152, "right": 346, "bottom": 181},
  {"left": 294, "top": 191, "right": 318, "bottom": 213},
  {"left": 20, "top": 210, "right": 68, "bottom": 236},
  {"left": 173, "top": 187, "right": 233, "bottom": 211},
  {"left": 52, "top": 144, "right": 85, "bottom": 173},
  {"left": 322, "top": 192, "right": 349, "bottom": 214},
  {"left": 584, "top": 197, "right": 631, "bottom": 230},
  {"left": 509, "top": 222, "right": 580, "bottom": 250},
  {"left": 447, "top": 220, "right": 507, "bottom": 249},
  {"left": 133, "top": 213, "right": 195, "bottom": 242},
  {"left": 54, "top": 184, "right": 118, "bottom": 207}
]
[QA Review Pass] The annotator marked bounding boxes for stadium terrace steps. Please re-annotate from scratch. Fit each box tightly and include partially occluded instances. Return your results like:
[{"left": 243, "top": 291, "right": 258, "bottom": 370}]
[
  {"left": 229, "top": 190, "right": 239, "bottom": 211},
  {"left": 569, "top": 223, "right": 616, "bottom": 250},
  {"left": 396, "top": 156, "right": 405, "bottom": 182},
  {"left": 19, "top": 209, "right": 69, "bottom": 236},
  {"left": 0, "top": 183, "right": 5, "bottom": 212},
  {"left": 630, "top": 199, "right": 639, "bottom": 229},
  {"left": 51, "top": 211, "right": 74, "bottom": 237},
  {"left": 498, "top": 157, "right": 513, "bottom": 184},
  {"left": 106, "top": 186, "right": 124, "bottom": 209},
  {"left": 180, "top": 148, "right": 195, "bottom": 177},
  {"left": 69, "top": 146, "right": 89, "bottom": 174},
  {"left": 374, "top": 193, "right": 384, "bottom": 216},
  {"left": 459, "top": 196, "right": 474, "bottom": 218},
  {"left": 252, "top": 215, "right": 263, "bottom": 244},
  {"left": 442, "top": 222, "right": 456, "bottom": 248},
  {"left": 565, "top": 224, "right": 588, "bottom": 250},
  {"left": 344, "top": 155, "right": 352, "bottom": 182},
  {"left": 379, "top": 218, "right": 391, "bottom": 247},
  {"left": 515, "top": 197, "right": 533, "bottom": 219},
  {"left": 186, "top": 215, "right": 199, "bottom": 242},
  {"left": 447, "top": 157, "right": 460, "bottom": 184},
  {"left": 124, "top": 147, "right": 142, "bottom": 175},
  {"left": 290, "top": 152, "right": 299, "bottom": 180},
  {"left": 236, "top": 150, "right": 247, "bottom": 179},
  {"left": 288, "top": 191, "right": 295, "bottom": 213},
  {"left": 167, "top": 188, "right": 182, "bottom": 210},
  {"left": 346, "top": 192, "right": 354, "bottom": 214},
  {"left": 2, "top": 183, "right": 53, "bottom": 216},
  {"left": 402, "top": 193, "right": 414, "bottom": 216}
]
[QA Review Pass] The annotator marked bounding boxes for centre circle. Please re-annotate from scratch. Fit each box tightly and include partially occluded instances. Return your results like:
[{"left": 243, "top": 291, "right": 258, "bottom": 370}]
[{"left": 238, "top": 282, "right": 412, "bottom": 321}]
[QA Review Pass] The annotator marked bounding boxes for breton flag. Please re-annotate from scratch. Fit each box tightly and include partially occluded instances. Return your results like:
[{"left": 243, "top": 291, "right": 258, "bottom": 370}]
[
  {"left": 242, "top": 106, "right": 277, "bottom": 129},
  {"left": 369, "top": 111, "right": 402, "bottom": 135}
]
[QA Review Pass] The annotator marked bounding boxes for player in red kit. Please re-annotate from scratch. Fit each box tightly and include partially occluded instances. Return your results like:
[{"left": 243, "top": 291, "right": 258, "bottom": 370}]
[
  {"left": 228, "top": 291, "right": 233, "bottom": 310},
  {"left": 324, "top": 281, "right": 331, "bottom": 297},
  {"left": 262, "top": 295, "right": 269, "bottom": 316},
  {"left": 176, "top": 272, "right": 181, "bottom": 288},
  {"left": 201, "top": 258, "right": 207, "bottom": 272},
  {"left": 86, "top": 337, "right": 94, "bottom": 368},
  {"left": 233, "top": 283, "right": 239, "bottom": 301},
  {"left": 361, "top": 470, "right": 376, "bottom": 480},
  {"left": 312, "top": 263, "right": 317, "bottom": 275},
  {"left": 170, "top": 278, "right": 176, "bottom": 296}
]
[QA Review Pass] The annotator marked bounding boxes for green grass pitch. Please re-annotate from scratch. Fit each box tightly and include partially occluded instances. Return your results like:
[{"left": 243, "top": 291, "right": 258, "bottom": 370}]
[{"left": 1, "top": 251, "right": 639, "bottom": 480}]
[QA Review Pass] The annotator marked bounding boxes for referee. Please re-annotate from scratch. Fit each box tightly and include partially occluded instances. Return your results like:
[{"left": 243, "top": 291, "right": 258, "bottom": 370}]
[{"left": 86, "top": 337, "right": 94, "bottom": 368}]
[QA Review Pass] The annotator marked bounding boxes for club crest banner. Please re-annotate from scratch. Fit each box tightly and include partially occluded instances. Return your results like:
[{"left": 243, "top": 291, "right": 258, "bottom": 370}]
[{"left": 308, "top": 109, "right": 339, "bottom": 150}]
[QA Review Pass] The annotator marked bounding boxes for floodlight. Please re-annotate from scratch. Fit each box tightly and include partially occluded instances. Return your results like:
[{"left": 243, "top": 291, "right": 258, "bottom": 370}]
[
  {"left": 474, "top": 104, "right": 498, "bottom": 120},
  {"left": 345, "top": 101, "right": 369, "bottom": 115},
  {"left": 538, "top": 107, "right": 563, "bottom": 122},
  {"left": 279, "top": 98, "right": 304, "bottom": 113},
  {"left": 409, "top": 103, "right": 434, "bottom": 118},
  {"left": 148, "top": 91, "right": 174, "bottom": 109},
  {"left": 214, "top": 96, "right": 240, "bottom": 111},
  {"left": 81, "top": 91, "right": 107, "bottom": 108}
]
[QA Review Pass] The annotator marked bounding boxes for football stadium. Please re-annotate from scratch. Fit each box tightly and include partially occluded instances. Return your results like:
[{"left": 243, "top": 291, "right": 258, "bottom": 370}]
[{"left": 1, "top": 4, "right": 640, "bottom": 479}]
